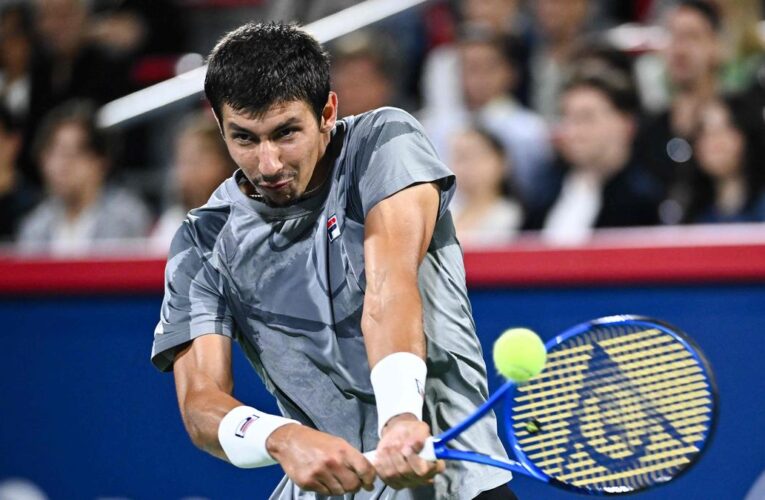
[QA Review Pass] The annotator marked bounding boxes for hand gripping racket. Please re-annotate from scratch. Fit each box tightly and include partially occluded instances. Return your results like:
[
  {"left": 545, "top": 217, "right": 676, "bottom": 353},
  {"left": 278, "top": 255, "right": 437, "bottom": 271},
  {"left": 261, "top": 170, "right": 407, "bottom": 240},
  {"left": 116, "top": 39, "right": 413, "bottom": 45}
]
[{"left": 368, "top": 315, "right": 717, "bottom": 495}]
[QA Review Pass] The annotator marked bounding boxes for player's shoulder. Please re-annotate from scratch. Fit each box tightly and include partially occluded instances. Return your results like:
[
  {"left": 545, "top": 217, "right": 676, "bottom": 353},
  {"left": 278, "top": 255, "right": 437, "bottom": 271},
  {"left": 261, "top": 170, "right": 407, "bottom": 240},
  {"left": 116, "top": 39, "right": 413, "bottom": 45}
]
[
  {"left": 352, "top": 106, "right": 422, "bottom": 129},
  {"left": 169, "top": 182, "right": 236, "bottom": 257},
  {"left": 346, "top": 107, "right": 428, "bottom": 150}
]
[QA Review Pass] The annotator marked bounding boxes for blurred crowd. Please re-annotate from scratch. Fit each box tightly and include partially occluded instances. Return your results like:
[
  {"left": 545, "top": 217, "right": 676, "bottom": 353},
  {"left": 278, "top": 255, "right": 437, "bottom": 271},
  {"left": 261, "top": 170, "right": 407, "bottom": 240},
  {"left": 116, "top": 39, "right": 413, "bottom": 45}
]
[{"left": 1, "top": 0, "right": 765, "bottom": 255}]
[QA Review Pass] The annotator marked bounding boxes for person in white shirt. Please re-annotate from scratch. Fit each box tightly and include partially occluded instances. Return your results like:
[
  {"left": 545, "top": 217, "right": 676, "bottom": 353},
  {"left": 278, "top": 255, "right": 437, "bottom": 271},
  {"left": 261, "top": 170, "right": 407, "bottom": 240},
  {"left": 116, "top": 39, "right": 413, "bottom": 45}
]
[
  {"left": 449, "top": 127, "right": 523, "bottom": 247},
  {"left": 17, "top": 100, "right": 151, "bottom": 254},
  {"left": 150, "top": 110, "right": 236, "bottom": 252}
]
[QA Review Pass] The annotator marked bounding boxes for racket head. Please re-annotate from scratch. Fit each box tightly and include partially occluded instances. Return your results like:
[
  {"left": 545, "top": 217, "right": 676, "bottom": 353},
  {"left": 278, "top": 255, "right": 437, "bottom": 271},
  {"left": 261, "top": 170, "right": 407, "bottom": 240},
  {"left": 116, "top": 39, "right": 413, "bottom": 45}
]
[{"left": 505, "top": 315, "right": 718, "bottom": 495}]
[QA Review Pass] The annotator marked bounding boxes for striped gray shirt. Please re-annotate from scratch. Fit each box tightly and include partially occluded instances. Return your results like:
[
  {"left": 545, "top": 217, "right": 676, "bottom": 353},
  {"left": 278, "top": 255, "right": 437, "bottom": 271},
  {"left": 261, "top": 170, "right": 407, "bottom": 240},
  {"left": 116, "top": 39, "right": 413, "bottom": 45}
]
[{"left": 151, "top": 107, "right": 512, "bottom": 499}]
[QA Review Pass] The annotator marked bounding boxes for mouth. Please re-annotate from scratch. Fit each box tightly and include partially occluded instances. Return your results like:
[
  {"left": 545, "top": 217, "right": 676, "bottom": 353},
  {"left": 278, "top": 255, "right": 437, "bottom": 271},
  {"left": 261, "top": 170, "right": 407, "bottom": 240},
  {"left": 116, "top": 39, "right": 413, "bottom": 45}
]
[{"left": 258, "top": 178, "right": 293, "bottom": 191}]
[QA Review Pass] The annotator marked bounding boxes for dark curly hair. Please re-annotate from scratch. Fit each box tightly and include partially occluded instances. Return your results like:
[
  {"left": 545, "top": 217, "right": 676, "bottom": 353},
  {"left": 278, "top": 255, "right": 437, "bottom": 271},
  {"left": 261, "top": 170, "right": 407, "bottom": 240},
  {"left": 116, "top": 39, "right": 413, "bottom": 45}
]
[{"left": 204, "top": 22, "right": 331, "bottom": 123}]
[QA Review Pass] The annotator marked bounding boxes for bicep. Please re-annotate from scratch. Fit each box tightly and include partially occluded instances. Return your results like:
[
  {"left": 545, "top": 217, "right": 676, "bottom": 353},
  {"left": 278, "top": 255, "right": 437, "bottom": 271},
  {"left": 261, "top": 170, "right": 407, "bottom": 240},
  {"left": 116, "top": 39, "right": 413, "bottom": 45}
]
[
  {"left": 363, "top": 182, "right": 440, "bottom": 276},
  {"left": 173, "top": 334, "right": 234, "bottom": 408}
]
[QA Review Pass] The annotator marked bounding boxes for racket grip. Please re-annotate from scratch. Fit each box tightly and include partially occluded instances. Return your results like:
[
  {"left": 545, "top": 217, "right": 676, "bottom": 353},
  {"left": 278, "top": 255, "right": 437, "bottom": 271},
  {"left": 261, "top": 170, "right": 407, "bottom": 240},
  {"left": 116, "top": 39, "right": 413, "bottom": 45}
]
[{"left": 363, "top": 436, "right": 437, "bottom": 462}]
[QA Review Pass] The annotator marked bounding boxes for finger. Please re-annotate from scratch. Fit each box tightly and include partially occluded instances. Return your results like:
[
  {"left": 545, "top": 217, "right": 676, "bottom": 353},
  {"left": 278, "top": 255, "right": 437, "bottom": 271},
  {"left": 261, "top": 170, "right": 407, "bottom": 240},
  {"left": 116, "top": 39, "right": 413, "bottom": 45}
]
[
  {"left": 390, "top": 445, "right": 423, "bottom": 487},
  {"left": 331, "top": 464, "right": 363, "bottom": 494},
  {"left": 307, "top": 479, "right": 331, "bottom": 496},
  {"left": 376, "top": 449, "right": 406, "bottom": 489},
  {"left": 403, "top": 448, "right": 434, "bottom": 477},
  {"left": 346, "top": 452, "right": 377, "bottom": 491},
  {"left": 319, "top": 474, "right": 346, "bottom": 496}
]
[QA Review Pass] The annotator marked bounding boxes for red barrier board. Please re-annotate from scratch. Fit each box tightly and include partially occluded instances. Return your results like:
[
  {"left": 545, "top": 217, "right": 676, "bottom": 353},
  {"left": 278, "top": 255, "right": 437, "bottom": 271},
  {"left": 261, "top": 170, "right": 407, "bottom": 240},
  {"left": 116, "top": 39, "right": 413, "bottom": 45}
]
[{"left": 1, "top": 226, "right": 763, "bottom": 293}]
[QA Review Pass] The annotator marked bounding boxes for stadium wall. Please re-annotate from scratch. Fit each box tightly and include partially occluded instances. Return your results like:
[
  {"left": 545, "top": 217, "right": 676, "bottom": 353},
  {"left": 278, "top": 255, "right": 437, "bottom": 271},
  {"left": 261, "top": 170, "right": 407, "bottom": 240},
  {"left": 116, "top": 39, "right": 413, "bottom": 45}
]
[{"left": 1, "top": 241, "right": 763, "bottom": 499}]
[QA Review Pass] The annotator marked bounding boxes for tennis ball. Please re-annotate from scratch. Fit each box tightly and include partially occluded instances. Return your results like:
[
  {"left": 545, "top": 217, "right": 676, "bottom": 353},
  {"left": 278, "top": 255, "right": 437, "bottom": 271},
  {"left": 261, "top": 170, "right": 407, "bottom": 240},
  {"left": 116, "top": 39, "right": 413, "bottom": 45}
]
[{"left": 492, "top": 328, "right": 547, "bottom": 383}]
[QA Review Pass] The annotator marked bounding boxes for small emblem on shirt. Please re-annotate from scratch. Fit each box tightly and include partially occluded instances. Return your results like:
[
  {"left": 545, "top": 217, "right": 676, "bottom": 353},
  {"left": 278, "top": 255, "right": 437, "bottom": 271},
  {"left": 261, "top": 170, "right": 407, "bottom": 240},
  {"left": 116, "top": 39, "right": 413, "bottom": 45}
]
[
  {"left": 327, "top": 214, "right": 341, "bottom": 242},
  {"left": 235, "top": 415, "right": 259, "bottom": 438}
]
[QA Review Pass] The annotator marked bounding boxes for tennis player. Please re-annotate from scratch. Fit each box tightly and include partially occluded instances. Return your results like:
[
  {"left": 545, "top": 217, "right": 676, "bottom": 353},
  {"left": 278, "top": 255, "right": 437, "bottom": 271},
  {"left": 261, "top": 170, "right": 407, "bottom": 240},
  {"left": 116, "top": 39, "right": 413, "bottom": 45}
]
[{"left": 151, "top": 22, "right": 515, "bottom": 500}]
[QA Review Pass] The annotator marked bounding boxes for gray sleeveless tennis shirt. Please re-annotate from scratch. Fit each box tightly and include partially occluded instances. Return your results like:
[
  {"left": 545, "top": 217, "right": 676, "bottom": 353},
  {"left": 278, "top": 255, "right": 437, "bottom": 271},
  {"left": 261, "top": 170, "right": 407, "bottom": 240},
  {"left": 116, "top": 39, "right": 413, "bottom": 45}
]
[{"left": 151, "top": 107, "right": 512, "bottom": 499}]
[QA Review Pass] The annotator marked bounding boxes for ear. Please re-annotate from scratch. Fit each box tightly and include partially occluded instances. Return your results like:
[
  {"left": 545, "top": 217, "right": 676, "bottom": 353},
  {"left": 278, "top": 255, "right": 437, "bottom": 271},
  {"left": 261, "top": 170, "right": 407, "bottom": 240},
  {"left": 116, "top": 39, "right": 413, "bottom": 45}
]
[{"left": 320, "top": 92, "right": 338, "bottom": 133}]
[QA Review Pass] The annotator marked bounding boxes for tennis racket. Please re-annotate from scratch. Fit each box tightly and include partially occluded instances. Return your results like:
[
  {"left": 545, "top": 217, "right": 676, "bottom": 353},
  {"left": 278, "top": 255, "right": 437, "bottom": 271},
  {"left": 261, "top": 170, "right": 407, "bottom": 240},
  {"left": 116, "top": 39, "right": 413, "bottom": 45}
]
[{"left": 368, "top": 315, "right": 717, "bottom": 495}]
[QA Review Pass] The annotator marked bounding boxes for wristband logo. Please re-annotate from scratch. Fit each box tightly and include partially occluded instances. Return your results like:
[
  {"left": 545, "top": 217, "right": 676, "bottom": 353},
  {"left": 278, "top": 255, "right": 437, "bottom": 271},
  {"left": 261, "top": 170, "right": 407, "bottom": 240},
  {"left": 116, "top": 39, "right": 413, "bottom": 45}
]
[
  {"left": 416, "top": 379, "right": 425, "bottom": 397},
  {"left": 235, "top": 414, "right": 260, "bottom": 438}
]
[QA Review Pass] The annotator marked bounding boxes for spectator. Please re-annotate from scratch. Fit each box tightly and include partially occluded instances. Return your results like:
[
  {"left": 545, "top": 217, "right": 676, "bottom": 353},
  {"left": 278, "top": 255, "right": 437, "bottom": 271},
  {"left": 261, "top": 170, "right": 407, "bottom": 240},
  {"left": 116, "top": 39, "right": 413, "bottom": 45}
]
[
  {"left": 17, "top": 100, "right": 151, "bottom": 255},
  {"left": 635, "top": 0, "right": 724, "bottom": 223},
  {"left": 422, "top": 26, "right": 552, "bottom": 208},
  {"left": 31, "top": 0, "right": 132, "bottom": 106},
  {"left": 330, "top": 31, "right": 397, "bottom": 117},
  {"left": 449, "top": 127, "right": 523, "bottom": 247},
  {"left": 0, "top": 105, "right": 38, "bottom": 241},
  {"left": 529, "top": 0, "right": 592, "bottom": 121},
  {"left": 0, "top": 3, "right": 35, "bottom": 123},
  {"left": 421, "top": 0, "right": 531, "bottom": 112},
  {"left": 89, "top": 0, "right": 187, "bottom": 59},
  {"left": 717, "top": 0, "right": 765, "bottom": 94},
  {"left": 686, "top": 98, "right": 765, "bottom": 222},
  {"left": 150, "top": 111, "right": 236, "bottom": 252},
  {"left": 527, "top": 67, "right": 663, "bottom": 244},
  {"left": 21, "top": 0, "right": 132, "bottom": 184}
]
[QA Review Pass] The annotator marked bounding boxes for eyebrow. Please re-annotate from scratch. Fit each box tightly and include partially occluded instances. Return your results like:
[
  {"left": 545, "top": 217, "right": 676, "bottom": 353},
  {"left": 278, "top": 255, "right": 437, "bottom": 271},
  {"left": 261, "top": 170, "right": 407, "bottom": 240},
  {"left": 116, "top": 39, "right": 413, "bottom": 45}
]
[{"left": 227, "top": 117, "right": 301, "bottom": 137}]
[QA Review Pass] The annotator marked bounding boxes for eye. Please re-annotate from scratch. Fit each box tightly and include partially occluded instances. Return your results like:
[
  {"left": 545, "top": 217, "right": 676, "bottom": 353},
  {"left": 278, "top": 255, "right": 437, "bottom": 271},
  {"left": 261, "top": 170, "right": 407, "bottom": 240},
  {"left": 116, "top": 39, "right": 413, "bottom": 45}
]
[
  {"left": 278, "top": 127, "right": 298, "bottom": 139},
  {"left": 232, "top": 132, "right": 253, "bottom": 144}
]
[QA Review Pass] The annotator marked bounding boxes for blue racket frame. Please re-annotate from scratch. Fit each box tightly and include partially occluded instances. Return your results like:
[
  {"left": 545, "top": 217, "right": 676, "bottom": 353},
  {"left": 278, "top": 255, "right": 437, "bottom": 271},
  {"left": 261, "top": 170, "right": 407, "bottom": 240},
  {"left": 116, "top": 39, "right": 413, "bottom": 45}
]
[{"left": 428, "top": 315, "right": 718, "bottom": 495}]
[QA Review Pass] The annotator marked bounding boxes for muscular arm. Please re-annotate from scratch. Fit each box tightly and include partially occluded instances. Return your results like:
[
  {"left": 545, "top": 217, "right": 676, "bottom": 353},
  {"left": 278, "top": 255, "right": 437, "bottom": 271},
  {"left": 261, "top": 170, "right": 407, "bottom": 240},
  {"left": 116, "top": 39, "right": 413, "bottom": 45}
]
[
  {"left": 173, "top": 333, "right": 376, "bottom": 494},
  {"left": 173, "top": 334, "right": 241, "bottom": 460},
  {"left": 362, "top": 182, "right": 445, "bottom": 489},
  {"left": 361, "top": 182, "right": 440, "bottom": 365}
]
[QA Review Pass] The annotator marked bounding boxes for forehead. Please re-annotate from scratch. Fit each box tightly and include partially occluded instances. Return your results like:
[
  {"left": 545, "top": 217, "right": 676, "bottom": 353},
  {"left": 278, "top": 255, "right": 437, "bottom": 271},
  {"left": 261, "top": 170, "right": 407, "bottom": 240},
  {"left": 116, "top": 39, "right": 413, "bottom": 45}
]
[
  {"left": 563, "top": 86, "right": 614, "bottom": 111},
  {"left": 220, "top": 101, "right": 315, "bottom": 130},
  {"left": 668, "top": 7, "right": 715, "bottom": 34},
  {"left": 51, "top": 121, "right": 87, "bottom": 143}
]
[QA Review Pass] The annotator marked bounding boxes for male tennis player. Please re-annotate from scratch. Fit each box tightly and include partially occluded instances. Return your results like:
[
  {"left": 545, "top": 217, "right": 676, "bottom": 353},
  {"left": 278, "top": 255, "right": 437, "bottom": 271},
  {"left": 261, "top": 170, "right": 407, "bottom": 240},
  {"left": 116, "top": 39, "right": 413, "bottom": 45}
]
[{"left": 151, "top": 22, "right": 515, "bottom": 499}]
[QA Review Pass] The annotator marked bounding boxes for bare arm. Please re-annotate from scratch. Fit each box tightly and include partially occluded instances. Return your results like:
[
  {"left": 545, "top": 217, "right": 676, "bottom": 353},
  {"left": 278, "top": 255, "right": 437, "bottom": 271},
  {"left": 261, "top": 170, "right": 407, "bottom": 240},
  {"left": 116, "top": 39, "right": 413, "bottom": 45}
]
[
  {"left": 361, "top": 182, "right": 439, "bottom": 365},
  {"left": 362, "top": 182, "right": 445, "bottom": 489},
  {"left": 172, "top": 334, "right": 241, "bottom": 460},
  {"left": 173, "top": 334, "right": 375, "bottom": 494}
]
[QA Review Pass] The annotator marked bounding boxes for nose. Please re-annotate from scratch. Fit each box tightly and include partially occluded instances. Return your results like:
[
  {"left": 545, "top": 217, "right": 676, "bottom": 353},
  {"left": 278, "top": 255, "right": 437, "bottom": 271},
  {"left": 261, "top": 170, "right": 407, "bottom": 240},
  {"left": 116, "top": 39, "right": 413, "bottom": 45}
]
[{"left": 257, "top": 141, "right": 282, "bottom": 178}]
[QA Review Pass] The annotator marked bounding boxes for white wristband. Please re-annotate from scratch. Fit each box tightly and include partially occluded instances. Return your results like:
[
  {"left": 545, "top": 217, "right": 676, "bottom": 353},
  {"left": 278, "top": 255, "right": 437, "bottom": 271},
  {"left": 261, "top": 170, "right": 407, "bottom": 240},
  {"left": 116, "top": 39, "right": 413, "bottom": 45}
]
[
  {"left": 218, "top": 406, "right": 300, "bottom": 468},
  {"left": 370, "top": 352, "right": 427, "bottom": 437}
]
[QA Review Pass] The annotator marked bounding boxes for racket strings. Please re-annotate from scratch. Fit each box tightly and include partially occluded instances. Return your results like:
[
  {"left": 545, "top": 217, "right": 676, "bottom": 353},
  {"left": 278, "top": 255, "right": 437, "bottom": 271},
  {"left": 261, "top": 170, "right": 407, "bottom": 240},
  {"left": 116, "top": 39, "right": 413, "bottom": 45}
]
[{"left": 511, "top": 325, "right": 715, "bottom": 493}]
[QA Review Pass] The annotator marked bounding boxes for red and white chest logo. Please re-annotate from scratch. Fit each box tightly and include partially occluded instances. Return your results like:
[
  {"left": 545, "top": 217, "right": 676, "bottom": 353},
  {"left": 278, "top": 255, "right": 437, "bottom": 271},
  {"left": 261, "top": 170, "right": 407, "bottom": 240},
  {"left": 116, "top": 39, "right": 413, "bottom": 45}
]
[{"left": 327, "top": 214, "right": 341, "bottom": 242}]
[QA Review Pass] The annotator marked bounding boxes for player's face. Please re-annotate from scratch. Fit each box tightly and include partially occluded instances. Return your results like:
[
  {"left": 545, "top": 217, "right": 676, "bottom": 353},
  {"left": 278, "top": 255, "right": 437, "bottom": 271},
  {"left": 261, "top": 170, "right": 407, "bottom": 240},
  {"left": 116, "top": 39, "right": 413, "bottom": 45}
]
[{"left": 219, "top": 95, "right": 337, "bottom": 206}]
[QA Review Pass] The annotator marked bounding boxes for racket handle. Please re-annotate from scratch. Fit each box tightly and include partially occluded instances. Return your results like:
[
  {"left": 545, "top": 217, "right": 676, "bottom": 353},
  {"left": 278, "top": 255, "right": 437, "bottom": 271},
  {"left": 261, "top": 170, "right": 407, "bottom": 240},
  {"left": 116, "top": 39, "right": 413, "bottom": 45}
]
[{"left": 363, "top": 436, "right": 437, "bottom": 462}]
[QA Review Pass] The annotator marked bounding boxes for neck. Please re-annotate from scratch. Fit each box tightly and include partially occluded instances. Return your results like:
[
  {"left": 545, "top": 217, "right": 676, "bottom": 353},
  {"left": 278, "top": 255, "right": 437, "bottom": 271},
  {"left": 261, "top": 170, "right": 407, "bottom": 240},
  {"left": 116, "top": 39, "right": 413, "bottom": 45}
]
[
  {"left": 461, "top": 187, "right": 503, "bottom": 208},
  {"left": 716, "top": 174, "right": 746, "bottom": 215},
  {"left": 63, "top": 182, "right": 101, "bottom": 220}
]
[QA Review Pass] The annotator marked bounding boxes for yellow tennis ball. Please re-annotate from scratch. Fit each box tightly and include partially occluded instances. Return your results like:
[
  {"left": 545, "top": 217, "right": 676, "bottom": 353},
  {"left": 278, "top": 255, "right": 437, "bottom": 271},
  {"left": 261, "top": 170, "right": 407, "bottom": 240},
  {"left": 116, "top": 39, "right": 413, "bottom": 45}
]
[{"left": 492, "top": 328, "right": 547, "bottom": 383}]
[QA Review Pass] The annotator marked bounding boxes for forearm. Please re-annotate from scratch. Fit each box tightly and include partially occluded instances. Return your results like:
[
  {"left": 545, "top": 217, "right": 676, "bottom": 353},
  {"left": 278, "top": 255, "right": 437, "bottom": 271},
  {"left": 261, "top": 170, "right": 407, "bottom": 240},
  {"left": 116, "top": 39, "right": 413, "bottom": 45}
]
[
  {"left": 179, "top": 384, "right": 242, "bottom": 460},
  {"left": 361, "top": 267, "right": 426, "bottom": 366}
]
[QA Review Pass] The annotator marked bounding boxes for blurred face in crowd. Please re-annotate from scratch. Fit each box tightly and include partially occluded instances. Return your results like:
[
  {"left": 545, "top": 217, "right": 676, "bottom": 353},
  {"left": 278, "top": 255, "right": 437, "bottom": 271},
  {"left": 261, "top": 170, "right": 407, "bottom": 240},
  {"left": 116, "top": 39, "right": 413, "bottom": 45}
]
[
  {"left": 332, "top": 55, "right": 393, "bottom": 117},
  {"left": 535, "top": 0, "right": 589, "bottom": 41},
  {"left": 174, "top": 130, "right": 233, "bottom": 209},
  {"left": 460, "top": 40, "right": 514, "bottom": 110},
  {"left": 463, "top": 0, "right": 519, "bottom": 33},
  {"left": 450, "top": 129, "right": 506, "bottom": 198},
  {"left": 219, "top": 95, "right": 337, "bottom": 206},
  {"left": 0, "top": 9, "right": 32, "bottom": 77},
  {"left": 695, "top": 102, "right": 744, "bottom": 179},
  {"left": 558, "top": 86, "right": 634, "bottom": 175},
  {"left": 0, "top": 123, "right": 20, "bottom": 171},
  {"left": 35, "top": 0, "right": 87, "bottom": 56},
  {"left": 664, "top": 6, "right": 721, "bottom": 90},
  {"left": 41, "top": 121, "right": 106, "bottom": 203}
]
